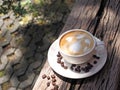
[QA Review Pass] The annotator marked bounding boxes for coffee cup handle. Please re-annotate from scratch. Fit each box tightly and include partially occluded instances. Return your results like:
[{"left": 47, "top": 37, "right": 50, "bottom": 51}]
[{"left": 95, "top": 39, "right": 104, "bottom": 47}]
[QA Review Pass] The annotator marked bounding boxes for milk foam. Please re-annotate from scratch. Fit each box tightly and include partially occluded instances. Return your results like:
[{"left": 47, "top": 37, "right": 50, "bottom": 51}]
[
  {"left": 85, "top": 39, "right": 90, "bottom": 45},
  {"left": 66, "top": 37, "right": 73, "bottom": 42},
  {"left": 69, "top": 41, "right": 81, "bottom": 53},
  {"left": 76, "top": 35, "right": 85, "bottom": 39},
  {"left": 60, "top": 31, "right": 94, "bottom": 55}
]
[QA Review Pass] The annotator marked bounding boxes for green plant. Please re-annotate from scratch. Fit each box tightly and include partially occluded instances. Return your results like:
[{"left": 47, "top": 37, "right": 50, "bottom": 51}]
[
  {"left": 0, "top": 70, "right": 5, "bottom": 77},
  {"left": 0, "top": 0, "right": 23, "bottom": 15}
]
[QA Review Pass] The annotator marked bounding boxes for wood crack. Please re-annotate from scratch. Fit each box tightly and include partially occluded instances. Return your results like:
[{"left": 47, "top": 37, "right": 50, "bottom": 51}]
[{"left": 92, "top": 0, "right": 108, "bottom": 35}]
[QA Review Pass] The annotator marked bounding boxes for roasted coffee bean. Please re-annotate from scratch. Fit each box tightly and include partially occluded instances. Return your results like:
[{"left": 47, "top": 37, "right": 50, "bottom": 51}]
[
  {"left": 57, "top": 57, "right": 61, "bottom": 60},
  {"left": 57, "top": 52, "right": 61, "bottom": 57},
  {"left": 86, "top": 65, "right": 92, "bottom": 70},
  {"left": 52, "top": 82, "right": 56, "bottom": 86},
  {"left": 61, "top": 62, "right": 64, "bottom": 67},
  {"left": 94, "top": 61, "right": 97, "bottom": 64},
  {"left": 81, "top": 67, "right": 89, "bottom": 72},
  {"left": 70, "top": 66, "right": 74, "bottom": 70},
  {"left": 77, "top": 69, "right": 81, "bottom": 72},
  {"left": 61, "top": 63, "right": 64, "bottom": 67},
  {"left": 78, "top": 68, "right": 81, "bottom": 72},
  {"left": 42, "top": 74, "right": 47, "bottom": 79},
  {"left": 93, "top": 55, "right": 100, "bottom": 59},
  {"left": 75, "top": 68, "right": 78, "bottom": 71},
  {"left": 81, "top": 67, "right": 85, "bottom": 71},
  {"left": 75, "top": 67, "right": 81, "bottom": 72},
  {"left": 84, "top": 66, "right": 90, "bottom": 72},
  {"left": 57, "top": 54, "right": 60, "bottom": 57},
  {"left": 59, "top": 56, "right": 63, "bottom": 59},
  {"left": 87, "top": 63, "right": 93, "bottom": 69},
  {"left": 52, "top": 78, "right": 56, "bottom": 82},
  {"left": 57, "top": 59, "right": 61, "bottom": 63},
  {"left": 64, "top": 66, "right": 68, "bottom": 69},
  {"left": 61, "top": 61, "right": 64, "bottom": 64},
  {"left": 70, "top": 64, "right": 76, "bottom": 70},
  {"left": 77, "top": 65, "right": 80, "bottom": 69},
  {"left": 72, "top": 64, "right": 76, "bottom": 67},
  {"left": 87, "top": 63, "right": 91, "bottom": 66},
  {"left": 51, "top": 74, "right": 56, "bottom": 78},
  {"left": 47, "top": 82, "right": 50, "bottom": 87},
  {"left": 54, "top": 85, "right": 59, "bottom": 90},
  {"left": 47, "top": 76, "right": 50, "bottom": 80}
]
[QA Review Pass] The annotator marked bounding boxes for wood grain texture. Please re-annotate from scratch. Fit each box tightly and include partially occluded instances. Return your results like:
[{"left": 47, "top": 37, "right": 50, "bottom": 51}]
[
  {"left": 92, "top": 0, "right": 120, "bottom": 90},
  {"left": 33, "top": 0, "right": 120, "bottom": 90},
  {"left": 60, "top": 0, "right": 103, "bottom": 34}
]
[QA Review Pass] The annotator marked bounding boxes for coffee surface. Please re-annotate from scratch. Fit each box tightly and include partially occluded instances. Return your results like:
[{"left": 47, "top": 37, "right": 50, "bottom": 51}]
[{"left": 60, "top": 31, "right": 94, "bottom": 55}]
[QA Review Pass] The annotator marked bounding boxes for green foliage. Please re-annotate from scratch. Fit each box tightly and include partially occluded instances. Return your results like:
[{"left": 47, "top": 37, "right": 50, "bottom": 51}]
[
  {"left": 0, "top": 0, "right": 72, "bottom": 24},
  {"left": 0, "top": 0, "right": 45, "bottom": 16},
  {"left": 0, "top": 71, "right": 5, "bottom": 77},
  {"left": 0, "top": 0, "right": 26, "bottom": 15}
]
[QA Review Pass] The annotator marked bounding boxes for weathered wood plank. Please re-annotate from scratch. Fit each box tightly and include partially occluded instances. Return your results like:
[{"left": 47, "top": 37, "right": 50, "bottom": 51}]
[
  {"left": 96, "top": 0, "right": 120, "bottom": 90},
  {"left": 33, "top": 0, "right": 103, "bottom": 90},
  {"left": 78, "top": 0, "right": 120, "bottom": 90},
  {"left": 60, "top": 0, "right": 103, "bottom": 34}
]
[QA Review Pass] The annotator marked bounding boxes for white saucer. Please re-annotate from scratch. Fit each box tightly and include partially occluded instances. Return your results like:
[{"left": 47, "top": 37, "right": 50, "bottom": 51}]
[{"left": 47, "top": 37, "right": 107, "bottom": 79}]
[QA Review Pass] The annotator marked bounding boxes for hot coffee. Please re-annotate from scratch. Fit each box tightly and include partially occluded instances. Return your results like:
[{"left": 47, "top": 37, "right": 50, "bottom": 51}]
[{"left": 59, "top": 30, "right": 94, "bottom": 56}]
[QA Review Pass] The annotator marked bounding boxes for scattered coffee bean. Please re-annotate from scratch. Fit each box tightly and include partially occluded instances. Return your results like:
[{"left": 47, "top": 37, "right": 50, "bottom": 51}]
[
  {"left": 57, "top": 57, "right": 61, "bottom": 60},
  {"left": 57, "top": 59, "right": 61, "bottom": 63},
  {"left": 61, "top": 61, "right": 64, "bottom": 64},
  {"left": 59, "top": 56, "right": 63, "bottom": 59},
  {"left": 52, "top": 78, "right": 56, "bottom": 82},
  {"left": 75, "top": 67, "right": 81, "bottom": 73},
  {"left": 47, "top": 76, "right": 50, "bottom": 80},
  {"left": 61, "top": 61, "right": 64, "bottom": 67},
  {"left": 47, "top": 82, "right": 50, "bottom": 87},
  {"left": 64, "top": 66, "right": 68, "bottom": 69},
  {"left": 94, "top": 60, "right": 97, "bottom": 64},
  {"left": 70, "top": 62, "right": 94, "bottom": 73},
  {"left": 57, "top": 52, "right": 61, "bottom": 57},
  {"left": 41, "top": 73, "right": 59, "bottom": 90},
  {"left": 52, "top": 82, "right": 56, "bottom": 86},
  {"left": 72, "top": 64, "right": 76, "bottom": 67},
  {"left": 61, "top": 63, "right": 64, "bottom": 67},
  {"left": 84, "top": 68, "right": 90, "bottom": 72},
  {"left": 81, "top": 67, "right": 89, "bottom": 73},
  {"left": 87, "top": 63, "right": 93, "bottom": 69},
  {"left": 85, "top": 65, "right": 91, "bottom": 72},
  {"left": 70, "top": 66, "right": 74, "bottom": 70},
  {"left": 75, "top": 68, "right": 79, "bottom": 72},
  {"left": 81, "top": 67, "right": 85, "bottom": 71},
  {"left": 93, "top": 55, "right": 100, "bottom": 59},
  {"left": 87, "top": 63, "right": 91, "bottom": 66},
  {"left": 54, "top": 85, "right": 59, "bottom": 90},
  {"left": 51, "top": 74, "right": 56, "bottom": 78},
  {"left": 56, "top": 52, "right": 68, "bottom": 70},
  {"left": 70, "top": 64, "right": 76, "bottom": 70},
  {"left": 42, "top": 74, "right": 47, "bottom": 79},
  {"left": 77, "top": 65, "right": 80, "bottom": 69}
]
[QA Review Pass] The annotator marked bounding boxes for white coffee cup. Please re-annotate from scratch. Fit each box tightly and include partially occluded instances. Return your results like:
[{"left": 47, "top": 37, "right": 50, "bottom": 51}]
[{"left": 58, "top": 29, "right": 102, "bottom": 64}]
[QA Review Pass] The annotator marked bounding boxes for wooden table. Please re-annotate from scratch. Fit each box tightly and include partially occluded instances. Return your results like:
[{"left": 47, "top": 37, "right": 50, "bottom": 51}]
[{"left": 33, "top": 0, "right": 120, "bottom": 90}]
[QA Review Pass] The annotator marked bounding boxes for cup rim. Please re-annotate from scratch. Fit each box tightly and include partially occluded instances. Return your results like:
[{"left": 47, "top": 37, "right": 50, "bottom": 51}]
[{"left": 58, "top": 29, "right": 96, "bottom": 57}]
